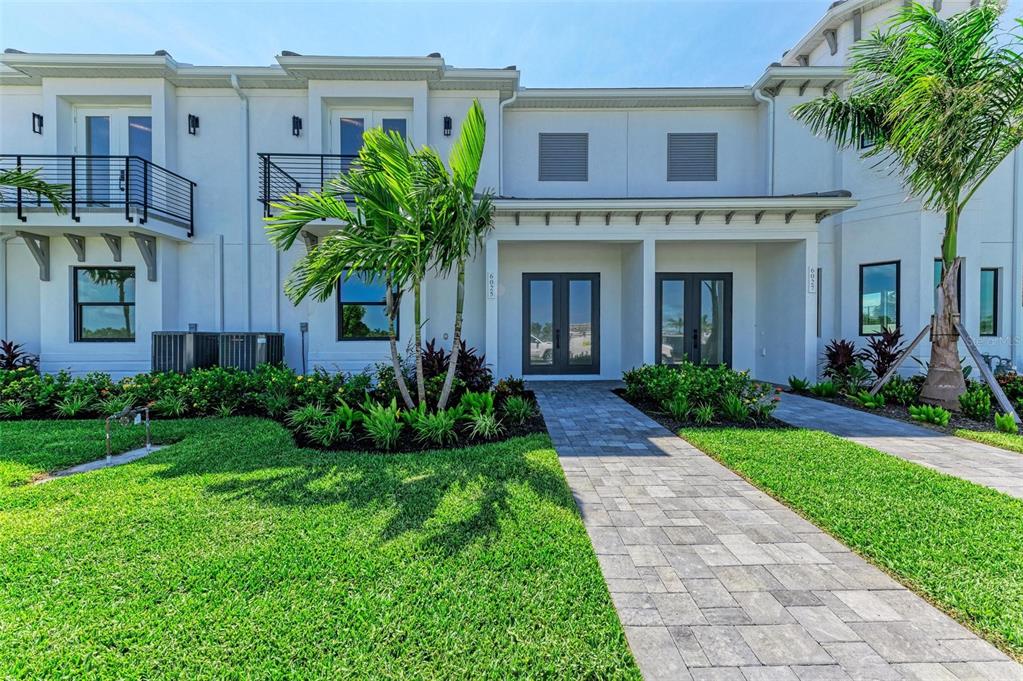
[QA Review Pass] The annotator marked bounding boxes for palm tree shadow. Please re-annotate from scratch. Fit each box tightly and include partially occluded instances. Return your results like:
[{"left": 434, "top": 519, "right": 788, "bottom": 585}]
[{"left": 150, "top": 419, "right": 573, "bottom": 557}]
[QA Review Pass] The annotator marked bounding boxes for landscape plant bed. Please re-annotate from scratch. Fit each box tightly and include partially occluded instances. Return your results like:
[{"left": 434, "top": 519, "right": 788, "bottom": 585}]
[
  {"left": 681, "top": 426, "right": 1023, "bottom": 660},
  {"left": 956, "top": 428, "right": 1023, "bottom": 455},
  {"left": 613, "top": 388, "right": 789, "bottom": 431},
  {"left": 790, "top": 388, "right": 1001, "bottom": 434}
]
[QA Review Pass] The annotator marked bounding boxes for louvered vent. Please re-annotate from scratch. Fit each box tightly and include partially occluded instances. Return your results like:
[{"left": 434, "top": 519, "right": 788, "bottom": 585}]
[
  {"left": 538, "top": 133, "right": 588, "bottom": 181},
  {"left": 667, "top": 133, "right": 718, "bottom": 182}
]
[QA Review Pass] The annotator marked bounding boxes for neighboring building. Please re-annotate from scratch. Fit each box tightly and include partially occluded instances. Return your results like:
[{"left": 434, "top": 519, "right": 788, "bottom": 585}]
[{"left": 1, "top": 0, "right": 1020, "bottom": 383}]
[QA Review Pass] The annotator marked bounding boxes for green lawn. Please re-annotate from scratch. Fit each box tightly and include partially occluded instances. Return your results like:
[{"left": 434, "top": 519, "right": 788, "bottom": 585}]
[
  {"left": 956, "top": 428, "right": 1023, "bottom": 455},
  {"left": 0, "top": 418, "right": 638, "bottom": 679},
  {"left": 682, "top": 427, "right": 1023, "bottom": 658}
]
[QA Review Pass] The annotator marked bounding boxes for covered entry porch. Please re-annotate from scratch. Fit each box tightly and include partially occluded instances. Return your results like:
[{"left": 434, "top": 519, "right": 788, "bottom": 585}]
[{"left": 482, "top": 195, "right": 856, "bottom": 383}]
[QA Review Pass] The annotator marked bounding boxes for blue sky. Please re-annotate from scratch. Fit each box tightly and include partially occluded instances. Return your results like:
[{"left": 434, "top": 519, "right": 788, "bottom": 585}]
[{"left": 1, "top": 1, "right": 1020, "bottom": 88}]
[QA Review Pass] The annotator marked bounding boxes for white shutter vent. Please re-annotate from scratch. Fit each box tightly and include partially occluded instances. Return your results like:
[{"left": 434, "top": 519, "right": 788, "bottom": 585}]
[
  {"left": 538, "top": 133, "right": 588, "bottom": 181},
  {"left": 667, "top": 133, "right": 718, "bottom": 182}
]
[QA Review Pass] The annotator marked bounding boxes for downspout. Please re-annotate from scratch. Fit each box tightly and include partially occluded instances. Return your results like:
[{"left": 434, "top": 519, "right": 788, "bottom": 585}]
[
  {"left": 230, "top": 74, "right": 252, "bottom": 330},
  {"left": 498, "top": 89, "right": 519, "bottom": 196},
  {"left": 1012, "top": 148, "right": 1022, "bottom": 368},
  {"left": 753, "top": 87, "right": 776, "bottom": 196},
  {"left": 0, "top": 235, "right": 14, "bottom": 339}
]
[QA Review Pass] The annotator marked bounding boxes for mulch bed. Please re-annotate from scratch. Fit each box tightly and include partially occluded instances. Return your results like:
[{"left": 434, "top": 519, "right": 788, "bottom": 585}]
[
  {"left": 293, "top": 391, "right": 549, "bottom": 454},
  {"left": 612, "top": 388, "right": 791, "bottom": 432},
  {"left": 789, "top": 390, "right": 999, "bottom": 434}
]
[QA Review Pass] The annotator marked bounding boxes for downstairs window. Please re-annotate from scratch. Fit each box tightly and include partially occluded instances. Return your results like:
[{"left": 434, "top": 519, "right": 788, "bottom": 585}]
[
  {"left": 337, "top": 272, "right": 395, "bottom": 341},
  {"left": 74, "top": 267, "right": 136, "bottom": 342}
]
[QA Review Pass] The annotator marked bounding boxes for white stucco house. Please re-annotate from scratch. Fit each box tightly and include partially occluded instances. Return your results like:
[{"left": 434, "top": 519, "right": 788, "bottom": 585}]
[{"left": 1, "top": 0, "right": 1020, "bottom": 384}]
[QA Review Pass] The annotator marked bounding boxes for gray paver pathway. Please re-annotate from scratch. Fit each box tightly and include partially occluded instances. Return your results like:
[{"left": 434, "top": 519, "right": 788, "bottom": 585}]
[
  {"left": 532, "top": 381, "right": 1022, "bottom": 681},
  {"left": 775, "top": 393, "right": 1023, "bottom": 500}
]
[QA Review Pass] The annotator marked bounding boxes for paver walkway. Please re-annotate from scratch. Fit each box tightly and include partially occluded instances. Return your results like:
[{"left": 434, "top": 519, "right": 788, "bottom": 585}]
[
  {"left": 533, "top": 381, "right": 1022, "bottom": 681},
  {"left": 775, "top": 393, "right": 1023, "bottom": 500}
]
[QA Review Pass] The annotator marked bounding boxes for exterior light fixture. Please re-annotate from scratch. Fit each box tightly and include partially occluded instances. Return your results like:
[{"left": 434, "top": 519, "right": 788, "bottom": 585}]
[
  {"left": 187, "top": 114, "right": 199, "bottom": 135},
  {"left": 31, "top": 113, "right": 43, "bottom": 134},
  {"left": 443, "top": 116, "right": 452, "bottom": 136},
  {"left": 292, "top": 116, "right": 302, "bottom": 137}
]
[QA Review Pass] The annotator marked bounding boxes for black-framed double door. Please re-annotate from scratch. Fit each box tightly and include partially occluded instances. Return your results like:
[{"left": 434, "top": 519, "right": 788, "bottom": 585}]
[
  {"left": 523, "top": 273, "right": 600, "bottom": 375},
  {"left": 656, "top": 273, "right": 733, "bottom": 366}
]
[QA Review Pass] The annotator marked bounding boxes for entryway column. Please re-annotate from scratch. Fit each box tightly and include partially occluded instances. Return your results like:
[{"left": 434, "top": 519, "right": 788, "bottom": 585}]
[
  {"left": 484, "top": 236, "right": 499, "bottom": 369},
  {"left": 641, "top": 238, "right": 656, "bottom": 365}
]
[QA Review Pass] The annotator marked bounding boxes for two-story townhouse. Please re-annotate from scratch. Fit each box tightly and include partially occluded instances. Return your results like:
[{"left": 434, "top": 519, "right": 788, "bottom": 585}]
[{"left": 1, "top": 0, "right": 1020, "bottom": 384}]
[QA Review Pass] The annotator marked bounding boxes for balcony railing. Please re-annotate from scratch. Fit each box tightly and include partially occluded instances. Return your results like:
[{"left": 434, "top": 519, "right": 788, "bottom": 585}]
[
  {"left": 258, "top": 153, "right": 355, "bottom": 217},
  {"left": 0, "top": 155, "right": 196, "bottom": 237}
]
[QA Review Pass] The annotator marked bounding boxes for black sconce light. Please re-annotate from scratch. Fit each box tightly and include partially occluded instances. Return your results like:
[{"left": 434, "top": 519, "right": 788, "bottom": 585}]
[
  {"left": 292, "top": 115, "right": 302, "bottom": 137},
  {"left": 187, "top": 114, "right": 199, "bottom": 135},
  {"left": 31, "top": 113, "right": 43, "bottom": 135},
  {"left": 443, "top": 115, "right": 452, "bottom": 137}
]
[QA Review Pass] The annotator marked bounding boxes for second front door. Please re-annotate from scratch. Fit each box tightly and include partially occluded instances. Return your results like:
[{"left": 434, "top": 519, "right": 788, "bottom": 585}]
[{"left": 657, "top": 273, "right": 733, "bottom": 366}]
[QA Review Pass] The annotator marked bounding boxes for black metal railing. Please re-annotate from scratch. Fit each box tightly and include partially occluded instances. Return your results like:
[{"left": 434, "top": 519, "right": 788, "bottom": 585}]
[
  {"left": 258, "top": 153, "right": 355, "bottom": 216},
  {"left": 0, "top": 155, "right": 196, "bottom": 237}
]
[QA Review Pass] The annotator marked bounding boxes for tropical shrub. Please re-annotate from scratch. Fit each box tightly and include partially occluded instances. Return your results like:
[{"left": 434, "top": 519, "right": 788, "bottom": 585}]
[
  {"left": 862, "top": 328, "right": 905, "bottom": 380},
  {"left": 54, "top": 394, "right": 93, "bottom": 418},
  {"left": 663, "top": 393, "right": 691, "bottom": 421},
  {"left": 788, "top": 376, "right": 810, "bottom": 394},
  {"left": 0, "top": 339, "right": 39, "bottom": 371},
  {"left": 959, "top": 385, "right": 992, "bottom": 422},
  {"left": 361, "top": 398, "right": 404, "bottom": 450},
  {"left": 881, "top": 375, "right": 920, "bottom": 406},
  {"left": 420, "top": 339, "right": 493, "bottom": 394},
  {"left": 307, "top": 404, "right": 361, "bottom": 448},
  {"left": 809, "top": 381, "right": 838, "bottom": 398},
  {"left": 720, "top": 393, "right": 750, "bottom": 423},
  {"left": 996, "top": 372, "right": 1023, "bottom": 403},
  {"left": 408, "top": 406, "right": 463, "bottom": 447},
  {"left": 459, "top": 391, "right": 495, "bottom": 417},
  {"left": 909, "top": 404, "right": 951, "bottom": 427},
  {"left": 995, "top": 412, "right": 1018, "bottom": 434},
  {"left": 852, "top": 390, "right": 885, "bottom": 409},
  {"left": 693, "top": 404, "right": 716, "bottom": 426},
  {"left": 0, "top": 399, "right": 28, "bottom": 419},
  {"left": 494, "top": 376, "right": 526, "bottom": 404},
  {"left": 501, "top": 395, "right": 535, "bottom": 425},
  {"left": 153, "top": 393, "right": 188, "bottom": 418},
  {"left": 467, "top": 410, "right": 503, "bottom": 440},
  {"left": 823, "top": 339, "right": 865, "bottom": 382},
  {"left": 840, "top": 362, "right": 873, "bottom": 395},
  {"left": 286, "top": 404, "right": 328, "bottom": 432}
]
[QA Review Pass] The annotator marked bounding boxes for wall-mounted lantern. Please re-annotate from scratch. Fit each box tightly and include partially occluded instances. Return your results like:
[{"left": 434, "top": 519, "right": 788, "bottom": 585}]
[
  {"left": 443, "top": 115, "right": 452, "bottom": 137},
  {"left": 31, "top": 113, "right": 43, "bottom": 135},
  {"left": 187, "top": 114, "right": 199, "bottom": 136},
  {"left": 292, "top": 115, "right": 303, "bottom": 137}
]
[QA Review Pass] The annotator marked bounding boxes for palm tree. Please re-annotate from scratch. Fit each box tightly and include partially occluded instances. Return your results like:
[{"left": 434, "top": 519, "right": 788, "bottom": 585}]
[
  {"left": 265, "top": 130, "right": 422, "bottom": 409},
  {"left": 792, "top": 2, "right": 1023, "bottom": 406},
  {"left": 0, "top": 168, "right": 69, "bottom": 215},
  {"left": 415, "top": 100, "right": 495, "bottom": 409}
]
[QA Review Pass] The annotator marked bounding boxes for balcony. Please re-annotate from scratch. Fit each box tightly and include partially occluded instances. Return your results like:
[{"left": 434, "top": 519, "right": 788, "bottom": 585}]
[
  {"left": 0, "top": 155, "right": 196, "bottom": 237},
  {"left": 258, "top": 153, "right": 354, "bottom": 217}
]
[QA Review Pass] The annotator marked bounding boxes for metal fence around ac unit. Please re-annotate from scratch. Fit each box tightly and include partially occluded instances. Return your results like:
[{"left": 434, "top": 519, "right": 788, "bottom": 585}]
[{"left": 152, "top": 332, "right": 284, "bottom": 372}]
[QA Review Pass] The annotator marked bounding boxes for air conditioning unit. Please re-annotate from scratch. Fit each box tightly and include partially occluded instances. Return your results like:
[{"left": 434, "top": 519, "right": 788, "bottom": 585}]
[
  {"left": 152, "top": 332, "right": 219, "bottom": 372},
  {"left": 217, "top": 332, "right": 285, "bottom": 371}
]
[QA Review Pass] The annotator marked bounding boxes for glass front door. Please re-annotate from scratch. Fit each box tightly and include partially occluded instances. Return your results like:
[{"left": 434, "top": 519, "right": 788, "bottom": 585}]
[
  {"left": 657, "top": 273, "right": 732, "bottom": 366},
  {"left": 523, "top": 273, "right": 600, "bottom": 375}
]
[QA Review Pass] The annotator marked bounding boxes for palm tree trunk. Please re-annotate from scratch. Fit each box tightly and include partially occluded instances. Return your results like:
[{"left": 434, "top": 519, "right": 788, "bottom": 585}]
[
  {"left": 920, "top": 210, "right": 967, "bottom": 408},
  {"left": 413, "top": 279, "right": 426, "bottom": 406},
  {"left": 385, "top": 278, "right": 415, "bottom": 410},
  {"left": 437, "top": 259, "right": 465, "bottom": 410}
]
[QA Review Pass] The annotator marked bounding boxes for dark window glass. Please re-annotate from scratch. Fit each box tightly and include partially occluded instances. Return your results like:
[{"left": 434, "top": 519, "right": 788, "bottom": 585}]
[
  {"left": 659, "top": 279, "right": 685, "bottom": 365},
  {"left": 860, "top": 261, "right": 899, "bottom": 335},
  {"left": 382, "top": 118, "right": 407, "bottom": 139},
  {"left": 340, "top": 117, "right": 365, "bottom": 157},
  {"left": 980, "top": 268, "right": 998, "bottom": 336},
  {"left": 74, "top": 267, "right": 136, "bottom": 342},
  {"left": 128, "top": 116, "right": 152, "bottom": 161},
  {"left": 338, "top": 272, "right": 394, "bottom": 341},
  {"left": 933, "top": 259, "right": 962, "bottom": 314}
]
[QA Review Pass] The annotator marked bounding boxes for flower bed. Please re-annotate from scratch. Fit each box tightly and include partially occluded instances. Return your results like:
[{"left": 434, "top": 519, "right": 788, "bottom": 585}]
[
  {"left": 0, "top": 349, "right": 545, "bottom": 453},
  {"left": 616, "top": 361, "right": 784, "bottom": 430}
]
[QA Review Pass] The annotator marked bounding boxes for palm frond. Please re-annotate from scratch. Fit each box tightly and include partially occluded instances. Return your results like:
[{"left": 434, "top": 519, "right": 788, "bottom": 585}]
[{"left": 0, "top": 168, "right": 69, "bottom": 215}]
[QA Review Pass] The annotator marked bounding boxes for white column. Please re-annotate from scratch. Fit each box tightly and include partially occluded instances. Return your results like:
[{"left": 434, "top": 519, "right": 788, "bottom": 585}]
[
  {"left": 484, "top": 236, "right": 499, "bottom": 372},
  {"left": 641, "top": 237, "right": 657, "bottom": 365}
]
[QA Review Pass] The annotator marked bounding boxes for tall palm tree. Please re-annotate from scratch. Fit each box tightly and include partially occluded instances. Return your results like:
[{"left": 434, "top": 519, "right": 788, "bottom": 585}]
[
  {"left": 0, "top": 168, "right": 69, "bottom": 215},
  {"left": 266, "top": 130, "right": 423, "bottom": 409},
  {"left": 792, "top": 1, "right": 1023, "bottom": 406},
  {"left": 415, "top": 100, "right": 494, "bottom": 409}
]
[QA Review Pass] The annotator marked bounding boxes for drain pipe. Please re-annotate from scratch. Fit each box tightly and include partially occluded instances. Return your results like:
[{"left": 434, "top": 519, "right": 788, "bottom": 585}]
[
  {"left": 753, "top": 87, "right": 776, "bottom": 196},
  {"left": 498, "top": 89, "right": 519, "bottom": 196},
  {"left": 230, "top": 74, "right": 253, "bottom": 330},
  {"left": 0, "top": 235, "right": 14, "bottom": 339},
  {"left": 1012, "top": 148, "right": 1023, "bottom": 368}
]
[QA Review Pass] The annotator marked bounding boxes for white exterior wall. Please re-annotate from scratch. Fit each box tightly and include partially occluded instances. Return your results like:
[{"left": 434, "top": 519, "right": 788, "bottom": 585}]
[{"left": 1, "top": 0, "right": 1019, "bottom": 380}]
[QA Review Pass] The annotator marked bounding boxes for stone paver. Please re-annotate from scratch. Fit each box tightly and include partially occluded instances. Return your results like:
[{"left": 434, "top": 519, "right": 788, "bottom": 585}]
[
  {"left": 775, "top": 393, "right": 1023, "bottom": 500},
  {"left": 533, "top": 381, "right": 1021, "bottom": 681}
]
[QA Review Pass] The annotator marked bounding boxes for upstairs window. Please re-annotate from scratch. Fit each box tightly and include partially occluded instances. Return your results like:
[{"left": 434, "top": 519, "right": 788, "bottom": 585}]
[
  {"left": 667, "top": 133, "right": 718, "bottom": 181},
  {"left": 74, "top": 267, "right": 136, "bottom": 342},
  {"left": 860, "top": 261, "right": 900, "bottom": 336},
  {"left": 338, "top": 272, "right": 395, "bottom": 341},
  {"left": 538, "top": 133, "right": 588, "bottom": 181}
]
